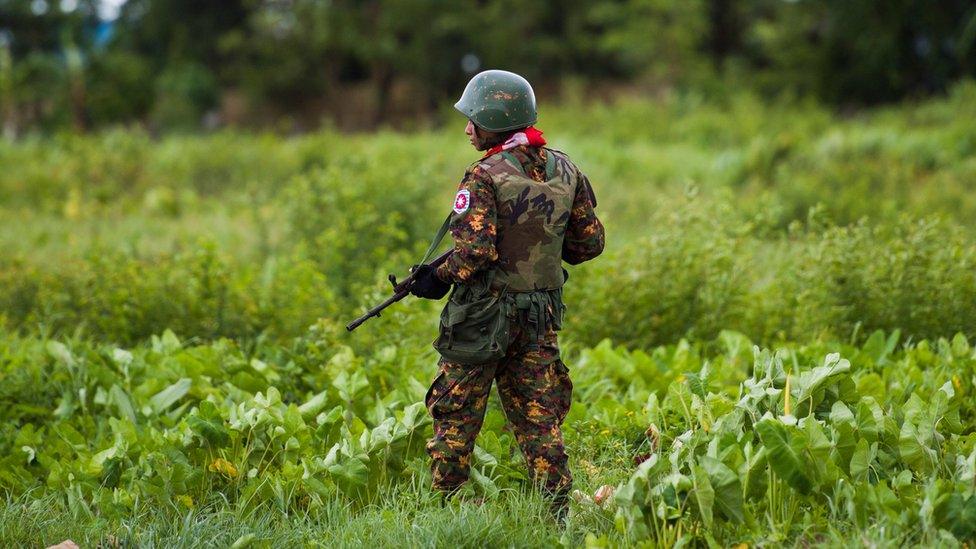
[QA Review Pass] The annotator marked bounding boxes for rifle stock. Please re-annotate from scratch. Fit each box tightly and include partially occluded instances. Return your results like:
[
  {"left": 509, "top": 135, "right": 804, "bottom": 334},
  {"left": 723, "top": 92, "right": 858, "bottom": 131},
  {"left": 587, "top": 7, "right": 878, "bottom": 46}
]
[{"left": 346, "top": 249, "right": 453, "bottom": 331}]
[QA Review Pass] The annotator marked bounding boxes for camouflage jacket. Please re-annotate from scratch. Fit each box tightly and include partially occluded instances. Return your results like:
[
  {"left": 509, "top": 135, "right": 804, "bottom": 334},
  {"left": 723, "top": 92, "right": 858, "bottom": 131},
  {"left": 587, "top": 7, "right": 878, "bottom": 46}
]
[{"left": 436, "top": 145, "right": 605, "bottom": 291}]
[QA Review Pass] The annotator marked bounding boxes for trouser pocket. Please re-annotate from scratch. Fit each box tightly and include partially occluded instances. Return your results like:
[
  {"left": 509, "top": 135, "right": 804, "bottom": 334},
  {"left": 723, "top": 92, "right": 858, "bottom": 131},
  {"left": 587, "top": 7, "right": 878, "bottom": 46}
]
[{"left": 424, "top": 361, "right": 490, "bottom": 420}]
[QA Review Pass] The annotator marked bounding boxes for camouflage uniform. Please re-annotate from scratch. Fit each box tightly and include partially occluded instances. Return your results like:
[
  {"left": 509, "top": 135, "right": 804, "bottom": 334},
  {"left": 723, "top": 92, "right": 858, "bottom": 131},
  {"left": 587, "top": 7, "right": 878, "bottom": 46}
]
[{"left": 427, "top": 144, "right": 605, "bottom": 505}]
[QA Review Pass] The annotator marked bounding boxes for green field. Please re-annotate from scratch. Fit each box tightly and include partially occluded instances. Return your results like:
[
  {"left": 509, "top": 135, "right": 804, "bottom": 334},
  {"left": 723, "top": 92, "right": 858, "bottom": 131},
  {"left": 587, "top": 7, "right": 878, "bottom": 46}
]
[{"left": 2, "top": 85, "right": 976, "bottom": 547}]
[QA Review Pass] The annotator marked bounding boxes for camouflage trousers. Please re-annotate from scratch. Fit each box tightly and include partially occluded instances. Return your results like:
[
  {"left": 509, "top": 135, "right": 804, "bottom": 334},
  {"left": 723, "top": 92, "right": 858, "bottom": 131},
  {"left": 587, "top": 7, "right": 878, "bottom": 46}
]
[{"left": 425, "top": 323, "right": 573, "bottom": 501}]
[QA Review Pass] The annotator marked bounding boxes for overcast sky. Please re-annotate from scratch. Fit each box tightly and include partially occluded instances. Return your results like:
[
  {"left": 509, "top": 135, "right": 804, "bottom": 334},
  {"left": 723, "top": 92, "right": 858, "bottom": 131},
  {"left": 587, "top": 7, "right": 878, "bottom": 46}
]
[
  {"left": 98, "top": 0, "right": 126, "bottom": 20},
  {"left": 29, "top": 0, "right": 127, "bottom": 20}
]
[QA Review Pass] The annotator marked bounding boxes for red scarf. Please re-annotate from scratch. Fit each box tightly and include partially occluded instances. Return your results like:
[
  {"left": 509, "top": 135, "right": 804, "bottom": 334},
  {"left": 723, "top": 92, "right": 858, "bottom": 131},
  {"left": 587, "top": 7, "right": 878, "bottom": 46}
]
[{"left": 483, "top": 126, "right": 546, "bottom": 157}]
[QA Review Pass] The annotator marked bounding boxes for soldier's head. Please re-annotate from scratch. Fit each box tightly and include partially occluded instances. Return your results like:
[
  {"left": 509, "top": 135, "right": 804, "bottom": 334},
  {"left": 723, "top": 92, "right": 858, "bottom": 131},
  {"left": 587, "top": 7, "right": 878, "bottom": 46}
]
[
  {"left": 455, "top": 70, "right": 536, "bottom": 151},
  {"left": 464, "top": 120, "right": 512, "bottom": 151}
]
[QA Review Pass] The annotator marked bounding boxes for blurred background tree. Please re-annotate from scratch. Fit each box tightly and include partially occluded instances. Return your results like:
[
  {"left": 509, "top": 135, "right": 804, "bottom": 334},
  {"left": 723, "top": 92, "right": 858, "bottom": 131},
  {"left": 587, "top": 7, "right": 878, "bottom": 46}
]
[{"left": 0, "top": 0, "right": 975, "bottom": 134}]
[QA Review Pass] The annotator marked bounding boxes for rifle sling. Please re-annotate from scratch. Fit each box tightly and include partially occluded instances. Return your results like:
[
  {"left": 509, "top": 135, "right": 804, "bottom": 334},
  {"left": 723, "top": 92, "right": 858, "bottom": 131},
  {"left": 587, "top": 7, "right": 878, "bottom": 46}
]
[{"left": 419, "top": 212, "right": 453, "bottom": 266}]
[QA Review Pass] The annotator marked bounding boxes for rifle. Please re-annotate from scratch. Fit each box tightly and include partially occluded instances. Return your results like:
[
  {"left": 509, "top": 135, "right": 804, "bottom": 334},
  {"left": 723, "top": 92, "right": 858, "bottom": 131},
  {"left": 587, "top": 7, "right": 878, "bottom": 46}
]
[{"left": 346, "top": 249, "right": 453, "bottom": 332}]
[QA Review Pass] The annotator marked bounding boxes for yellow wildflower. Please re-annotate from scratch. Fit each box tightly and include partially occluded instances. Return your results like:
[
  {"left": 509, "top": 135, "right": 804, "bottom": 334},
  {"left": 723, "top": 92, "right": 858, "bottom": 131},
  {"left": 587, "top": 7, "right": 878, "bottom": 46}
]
[{"left": 208, "top": 458, "right": 238, "bottom": 478}]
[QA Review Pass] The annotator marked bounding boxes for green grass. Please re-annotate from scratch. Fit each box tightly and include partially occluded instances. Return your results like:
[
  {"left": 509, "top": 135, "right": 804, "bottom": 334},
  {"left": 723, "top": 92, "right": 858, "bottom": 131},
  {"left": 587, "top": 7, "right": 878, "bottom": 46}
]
[{"left": 2, "top": 488, "right": 592, "bottom": 548}]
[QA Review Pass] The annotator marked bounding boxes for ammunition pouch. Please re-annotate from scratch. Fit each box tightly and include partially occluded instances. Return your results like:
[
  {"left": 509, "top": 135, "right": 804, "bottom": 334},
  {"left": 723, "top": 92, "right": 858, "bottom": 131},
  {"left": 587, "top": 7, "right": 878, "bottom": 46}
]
[{"left": 433, "top": 273, "right": 510, "bottom": 365}]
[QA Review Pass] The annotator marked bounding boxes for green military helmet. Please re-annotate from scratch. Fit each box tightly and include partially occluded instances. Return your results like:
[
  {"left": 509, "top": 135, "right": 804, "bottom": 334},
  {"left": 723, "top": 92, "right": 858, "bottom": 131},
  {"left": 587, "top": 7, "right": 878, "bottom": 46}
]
[{"left": 455, "top": 70, "right": 537, "bottom": 132}]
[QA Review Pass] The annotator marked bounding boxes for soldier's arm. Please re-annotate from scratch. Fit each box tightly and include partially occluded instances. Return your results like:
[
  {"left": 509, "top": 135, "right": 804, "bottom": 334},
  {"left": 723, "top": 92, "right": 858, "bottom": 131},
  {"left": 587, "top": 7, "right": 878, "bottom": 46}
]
[
  {"left": 436, "top": 166, "right": 499, "bottom": 284},
  {"left": 562, "top": 171, "right": 605, "bottom": 265}
]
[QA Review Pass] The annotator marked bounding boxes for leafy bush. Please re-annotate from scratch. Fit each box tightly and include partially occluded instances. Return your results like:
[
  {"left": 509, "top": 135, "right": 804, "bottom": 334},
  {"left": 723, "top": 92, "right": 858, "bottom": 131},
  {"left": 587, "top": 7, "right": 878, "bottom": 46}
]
[
  {"left": 150, "top": 63, "right": 219, "bottom": 132},
  {"left": 614, "top": 337, "right": 976, "bottom": 544},
  {"left": 2, "top": 329, "right": 974, "bottom": 545},
  {"left": 0, "top": 245, "right": 335, "bottom": 345}
]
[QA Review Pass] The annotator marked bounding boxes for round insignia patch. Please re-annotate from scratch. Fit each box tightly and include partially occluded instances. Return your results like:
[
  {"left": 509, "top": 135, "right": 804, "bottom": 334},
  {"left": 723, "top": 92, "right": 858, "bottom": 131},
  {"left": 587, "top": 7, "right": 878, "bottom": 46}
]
[{"left": 453, "top": 189, "right": 470, "bottom": 214}]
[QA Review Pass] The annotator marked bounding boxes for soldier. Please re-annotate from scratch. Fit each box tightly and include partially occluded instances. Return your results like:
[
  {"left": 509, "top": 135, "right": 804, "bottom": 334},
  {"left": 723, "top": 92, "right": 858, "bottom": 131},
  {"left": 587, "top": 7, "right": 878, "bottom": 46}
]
[{"left": 409, "top": 69, "right": 605, "bottom": 519}]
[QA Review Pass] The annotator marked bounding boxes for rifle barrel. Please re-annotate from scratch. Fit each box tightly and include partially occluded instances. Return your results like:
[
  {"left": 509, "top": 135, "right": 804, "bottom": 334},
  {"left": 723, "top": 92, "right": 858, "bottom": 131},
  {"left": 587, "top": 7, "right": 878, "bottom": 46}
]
[
  {"left": 345, "top": 249, "right": 453, "bottom": 332},
  {"left": 346, "top": 290, "right": 409, "bottom": 331}
]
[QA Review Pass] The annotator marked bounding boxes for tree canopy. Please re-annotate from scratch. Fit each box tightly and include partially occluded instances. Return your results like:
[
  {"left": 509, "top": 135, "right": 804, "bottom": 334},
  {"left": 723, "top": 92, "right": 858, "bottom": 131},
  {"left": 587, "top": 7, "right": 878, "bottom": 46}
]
[{"left": 1, "top": 0, "right": 975, "bottom": 133}]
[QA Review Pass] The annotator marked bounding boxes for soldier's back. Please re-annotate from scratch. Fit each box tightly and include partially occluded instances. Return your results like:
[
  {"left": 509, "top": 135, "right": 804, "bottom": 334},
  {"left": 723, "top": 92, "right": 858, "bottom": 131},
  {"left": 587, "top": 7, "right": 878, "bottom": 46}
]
[{"left": 477, "top": 146, "right": 581, "bottom": 292}]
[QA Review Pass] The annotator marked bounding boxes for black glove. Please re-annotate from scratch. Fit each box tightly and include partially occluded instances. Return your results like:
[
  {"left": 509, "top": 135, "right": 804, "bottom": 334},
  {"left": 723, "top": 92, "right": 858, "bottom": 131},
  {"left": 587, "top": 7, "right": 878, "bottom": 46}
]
[{"left": 409, "top": 264, "right": 451, "bottom": 300}]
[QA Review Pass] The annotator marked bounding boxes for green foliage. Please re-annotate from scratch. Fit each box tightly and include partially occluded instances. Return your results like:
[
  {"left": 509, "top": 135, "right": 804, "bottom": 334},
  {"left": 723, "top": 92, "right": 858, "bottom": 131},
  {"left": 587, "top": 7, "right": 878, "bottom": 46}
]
[
  {"left": 3, "top": 326, "right": 975, "bottom": 546},
  {"left": 4, "top": 0, "right": 976, "bottom": 133},
  {"left": 0, "top": 244, "right": 335, "bottom": 345},
  {"left": 1, "top": 94, "right": 976, "bottom": 545},
  {"left": 742, "top": 1, "right": 976, "bottom": 104},
  {"left": 150, "top": 62, "right": 218, "bottom": 131},
  {"left": 3, "top": 91, "right": 976, "bottom": 347},
  {"left": 588, "top": 0, "right": 709, "bottom": 82},
  {"left": 613, "top": 341, "right": 976, "bottom": 544},
  {"left": 7, "top": 51, "right": 70, "bottom": 131},
  {"left": 85, "top": 51, "right": 155, "bottom": 125}
]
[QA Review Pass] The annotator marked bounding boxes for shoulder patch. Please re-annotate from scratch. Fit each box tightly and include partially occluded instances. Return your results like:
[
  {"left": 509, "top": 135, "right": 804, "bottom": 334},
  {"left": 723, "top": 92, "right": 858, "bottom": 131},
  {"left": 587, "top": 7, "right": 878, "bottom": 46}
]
[{"left": 453, "top": 189, "right": 471, "bottom": 214}]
